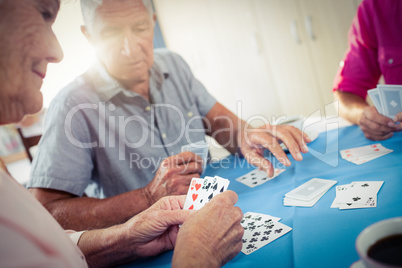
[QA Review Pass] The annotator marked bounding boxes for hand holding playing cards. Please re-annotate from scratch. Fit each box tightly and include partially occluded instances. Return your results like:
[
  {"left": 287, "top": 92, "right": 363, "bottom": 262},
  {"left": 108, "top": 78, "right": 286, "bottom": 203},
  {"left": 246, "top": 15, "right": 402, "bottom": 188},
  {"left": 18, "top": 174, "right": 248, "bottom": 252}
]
[
  {"left": 79, "top": 195, "right": 189, "bottom": 267},
  {"left": 359, "top": 106, "right": 400, "bottom": 140},
  {"left": 173, "top": 191, "right": 244, "bottom": 268},
  {"left": 143, "top": 152, "right": 203, "bottom": 205},
  {"left": 239, "top": 124, "right": 310, "bottom": 177},
  {"left": 122, "top": 195, "right": 189, "bottom": 259}
]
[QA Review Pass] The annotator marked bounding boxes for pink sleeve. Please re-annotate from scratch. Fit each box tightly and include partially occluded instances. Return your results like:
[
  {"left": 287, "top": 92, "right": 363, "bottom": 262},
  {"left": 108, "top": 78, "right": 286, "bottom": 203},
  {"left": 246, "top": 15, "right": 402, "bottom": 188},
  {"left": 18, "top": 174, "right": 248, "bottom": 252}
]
[{"left": 332, "top": 0, "right": 382, "bottom": 99}]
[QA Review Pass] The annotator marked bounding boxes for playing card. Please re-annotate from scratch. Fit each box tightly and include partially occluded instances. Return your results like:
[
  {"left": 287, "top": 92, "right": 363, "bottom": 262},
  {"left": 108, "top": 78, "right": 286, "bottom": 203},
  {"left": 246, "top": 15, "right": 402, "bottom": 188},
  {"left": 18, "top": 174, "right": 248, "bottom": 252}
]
[
  {"left": 285, "top": 178, "right": 337, "bottom": 201},
  {"left": 339, "top": 196, "right": 377, "bottom": 210},
  {"left": 340, "top": 144, "right": 393, "bottom": 165},
  {"left": 378, "top": 85, "right": 402, "bottom": 118},
  {"left": 183, "top": 178, "right": 206, "bottom": 210},
  {"left": 331, "top": 181, "right": 384, "bottom": 210},
  {"left": 368, "top": 88, "right": 384, "bottom": 114},
  {"left": 337, "top": 181, "right": 383, "bottom": 205},
  {"left": 236, "top": 168, "right": 285, "bottom": 188},
  {"left": 330, "top": 184, "right": 351, "bottom": 208},
  {"left": 340, "top": 144, "right": 390, "bottom": 159},
  {"left": 203, "top": 176, "right": 230, "bottom": 203},
  {"left": 241, "top": 213, "right": 292, "bottom": 255}
]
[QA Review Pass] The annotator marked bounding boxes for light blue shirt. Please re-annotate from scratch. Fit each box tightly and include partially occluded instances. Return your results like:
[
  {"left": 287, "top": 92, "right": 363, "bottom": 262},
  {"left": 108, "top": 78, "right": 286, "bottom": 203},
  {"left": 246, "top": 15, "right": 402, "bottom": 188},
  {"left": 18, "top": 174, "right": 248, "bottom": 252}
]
[{"left": 28, "top": 49, "right": 216, "bottom": 198}]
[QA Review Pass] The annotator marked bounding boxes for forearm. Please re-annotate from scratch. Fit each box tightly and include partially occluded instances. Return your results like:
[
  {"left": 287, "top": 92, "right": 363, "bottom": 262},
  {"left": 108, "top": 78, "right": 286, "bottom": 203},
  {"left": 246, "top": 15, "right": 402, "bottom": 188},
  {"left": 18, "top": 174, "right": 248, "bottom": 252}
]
[
  {"left": 78, "top": 224, "right": 136, "bottom": 268},
  {"left": 30, "top": 188, "right": 151, "bottom": 230},
  {"left": 204, "top": 102, "right": 246, "bottom": 154},
  {"left": 334, "top": 90, "right": 369, "bottom": 125}
]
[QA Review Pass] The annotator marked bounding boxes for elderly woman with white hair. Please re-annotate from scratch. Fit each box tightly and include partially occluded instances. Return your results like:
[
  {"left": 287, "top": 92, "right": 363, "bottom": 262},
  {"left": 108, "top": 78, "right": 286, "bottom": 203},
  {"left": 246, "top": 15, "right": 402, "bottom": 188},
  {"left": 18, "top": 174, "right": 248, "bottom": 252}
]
[{"left": 0, "top": 1, "right": 244, "bottom": 267}]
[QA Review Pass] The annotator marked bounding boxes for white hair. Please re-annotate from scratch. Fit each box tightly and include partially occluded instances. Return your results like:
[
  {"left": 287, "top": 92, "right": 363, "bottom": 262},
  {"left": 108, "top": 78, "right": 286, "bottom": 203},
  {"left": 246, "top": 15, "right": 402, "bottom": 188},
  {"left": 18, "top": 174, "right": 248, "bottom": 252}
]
[{"left": 81, "top": 0, "right": 154, "bottom": 32}]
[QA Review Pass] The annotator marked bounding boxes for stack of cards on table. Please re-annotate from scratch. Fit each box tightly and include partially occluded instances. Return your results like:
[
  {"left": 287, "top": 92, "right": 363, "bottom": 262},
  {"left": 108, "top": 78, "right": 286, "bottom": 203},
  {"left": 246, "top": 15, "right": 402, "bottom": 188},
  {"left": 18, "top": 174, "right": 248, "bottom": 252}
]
[
  {"left": 331, "top": 181, "right": 384, "bottom": 209},
  {"left": 368, "top": 84, "right": 402, "bottom": 118},
  {"left": 181, "top": 140, "right": 209, "bottom": 172},
  {"left": 240, "top": 212, "right": 292, "bottom": 255},
  {"left": 236, "top": 168, "right": 285, "bottom": 188},
  {"left": 183, "top": 176, "right": 230, "bottom": 211},
  {"left": 283, "top": 178, "right": 337, "bottom": 207},
  {"left": 340, "top": 143, "right": 393, "bottom": 165}
]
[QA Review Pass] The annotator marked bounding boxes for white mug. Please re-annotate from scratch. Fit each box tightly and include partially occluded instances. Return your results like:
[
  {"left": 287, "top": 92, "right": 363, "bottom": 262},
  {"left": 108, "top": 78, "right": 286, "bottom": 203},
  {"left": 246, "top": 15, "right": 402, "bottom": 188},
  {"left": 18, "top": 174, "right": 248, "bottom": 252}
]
[{"left": 354, "top": 217, "right": 402, "bottom": 268}]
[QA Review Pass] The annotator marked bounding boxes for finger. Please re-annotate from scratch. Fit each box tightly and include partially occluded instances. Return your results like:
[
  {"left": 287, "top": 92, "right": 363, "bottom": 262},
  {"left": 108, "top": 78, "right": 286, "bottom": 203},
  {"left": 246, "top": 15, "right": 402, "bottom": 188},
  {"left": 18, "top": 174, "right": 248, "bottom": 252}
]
[
  {"left": 289, "top": 128, "right": 309, "bottom": 153},
  {"left": 248, "top": 132, "right": 291, "bottom": 167},
  {"left": 364, "top": 131, "right": 393, "bottom": 141},
  {"left": 361, "top": 108, "right": 395, "bottom": 132},
  {"left": 176, "top": 161, "right": 203, "bottom": 175},
  {"left": 394, "top": 112, "right": 402, "bottom": 122},
  {"left": 244, "top": 150, "right": 274, "bottom": 176},
  {"left": 160, "top": 210, "right": 191, "bottom": 226},
  {"left": 360, "top": 125, "right": 390, "bottom": 137},
  {"left": 212, "top": 190, "right": 239, "bottom": 205}
]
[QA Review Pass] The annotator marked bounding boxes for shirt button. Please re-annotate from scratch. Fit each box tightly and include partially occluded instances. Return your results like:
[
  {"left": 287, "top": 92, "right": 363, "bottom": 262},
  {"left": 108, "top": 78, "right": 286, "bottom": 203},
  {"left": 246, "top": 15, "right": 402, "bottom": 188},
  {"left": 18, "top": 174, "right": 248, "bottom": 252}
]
[
  {"left": 388, "top": 58, "right": 394, "bottom": 64},
  {"left": 187, "top": 111, "right": 193, "bottom": 117},
  {"left": 162, "top": 133, "right": 167, "bottom": 139},
  {"left": 145, "top": 106, "right": 151, "bottom": 112}
]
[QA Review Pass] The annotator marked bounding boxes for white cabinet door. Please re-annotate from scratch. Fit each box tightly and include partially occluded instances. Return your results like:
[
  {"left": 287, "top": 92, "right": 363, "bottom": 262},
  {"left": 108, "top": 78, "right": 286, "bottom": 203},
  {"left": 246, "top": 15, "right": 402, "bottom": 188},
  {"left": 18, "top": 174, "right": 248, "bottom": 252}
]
[
  {"left": 153, "top": 0, "right": 359, "bottom": 119},
  {"left": 297, "top": 0, "right": 357, "bottom": 108}
]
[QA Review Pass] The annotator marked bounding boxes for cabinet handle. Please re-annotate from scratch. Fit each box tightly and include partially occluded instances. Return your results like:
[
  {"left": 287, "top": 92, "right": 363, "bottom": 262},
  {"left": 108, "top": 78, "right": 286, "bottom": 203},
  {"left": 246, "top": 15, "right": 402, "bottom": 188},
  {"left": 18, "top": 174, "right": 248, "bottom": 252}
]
[
  {"left": 305, "top": 15, "right": 316, "bottom": 40},
  {"left": 290, "top": 20, "right": 301, "bottom": 44}
]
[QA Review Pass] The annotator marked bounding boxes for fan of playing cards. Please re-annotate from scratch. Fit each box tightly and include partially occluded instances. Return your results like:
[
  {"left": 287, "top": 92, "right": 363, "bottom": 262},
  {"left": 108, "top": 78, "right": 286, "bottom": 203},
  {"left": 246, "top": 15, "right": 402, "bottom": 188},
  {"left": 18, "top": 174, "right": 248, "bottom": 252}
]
[
  {"left": 183, "top": 176, "right": 293, "bottom": 255},
  {"left": 368, "top": 84, "right": 402, "bottom": 118},
  {"left": 340, "top": 143, "right": 393, "bottom": 165},
  {"left": 331, "top": 181, "right": 384, "bottom": 210}
]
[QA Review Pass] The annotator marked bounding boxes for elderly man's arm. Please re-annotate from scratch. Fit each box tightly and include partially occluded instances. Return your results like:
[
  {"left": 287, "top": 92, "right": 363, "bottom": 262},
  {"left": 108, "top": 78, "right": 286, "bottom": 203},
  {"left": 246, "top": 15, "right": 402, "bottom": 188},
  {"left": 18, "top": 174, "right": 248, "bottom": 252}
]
[
  {"left": 334, "top": 90, "right": 399, "bottom": 140},
  {"left": 77, "top": 195, "right": 189, "bottom": 268},
  {"left": 29, "top": 151, "right": 203, "bottom": 230},
  {"left": 204, "top": 102, "right": 309, "bottom": 177}
]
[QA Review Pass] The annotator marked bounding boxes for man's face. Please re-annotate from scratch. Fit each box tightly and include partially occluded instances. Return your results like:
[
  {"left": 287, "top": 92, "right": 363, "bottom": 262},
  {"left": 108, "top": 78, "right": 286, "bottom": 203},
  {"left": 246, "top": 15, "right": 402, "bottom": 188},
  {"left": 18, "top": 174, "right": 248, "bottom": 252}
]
[
  {"left": 87, "top": 0, "right": 155, "bottom": 87},
  {"left": 0, "top": 0, "right": 63, "bottom": 124}
]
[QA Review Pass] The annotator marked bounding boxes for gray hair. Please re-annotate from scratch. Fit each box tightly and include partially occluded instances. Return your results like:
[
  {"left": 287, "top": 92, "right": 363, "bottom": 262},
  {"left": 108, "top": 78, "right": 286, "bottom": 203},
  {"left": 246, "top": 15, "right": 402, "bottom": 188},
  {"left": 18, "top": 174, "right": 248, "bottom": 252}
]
[{"left": 81, "top": 0, "right": 154, "bottom": 32}]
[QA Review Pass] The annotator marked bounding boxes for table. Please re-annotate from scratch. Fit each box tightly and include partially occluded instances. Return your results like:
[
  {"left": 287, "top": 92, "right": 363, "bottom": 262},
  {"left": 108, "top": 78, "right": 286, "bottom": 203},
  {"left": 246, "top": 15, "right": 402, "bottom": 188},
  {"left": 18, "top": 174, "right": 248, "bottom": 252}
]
[{"left": 120, "top": 125, "right": 402, "bottom": 268}]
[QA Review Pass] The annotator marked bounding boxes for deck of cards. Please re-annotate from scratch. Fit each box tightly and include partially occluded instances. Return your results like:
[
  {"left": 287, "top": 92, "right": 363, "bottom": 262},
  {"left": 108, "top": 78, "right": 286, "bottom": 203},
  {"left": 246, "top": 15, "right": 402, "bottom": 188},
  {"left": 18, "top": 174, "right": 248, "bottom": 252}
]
[
  {"left": 283, "top": 178, "right": 337, "bottom": 207},
  {"left": 340, "top": 143, "right": 393, "bottom": 165},
  {"left": 183, "top": 176, "right": 230, "bottom": 211},
  {"left": 368, "top": 84, "right": 402, "bottom": 118},
  {"left": 331, "top": 181, "right": 384, "bottom": 210},
  {"left": 240, "top": 212, "right": 292, "bottom": 255},
  {"left": 236, "top": 168, "right": 285, "bottom": 188}
]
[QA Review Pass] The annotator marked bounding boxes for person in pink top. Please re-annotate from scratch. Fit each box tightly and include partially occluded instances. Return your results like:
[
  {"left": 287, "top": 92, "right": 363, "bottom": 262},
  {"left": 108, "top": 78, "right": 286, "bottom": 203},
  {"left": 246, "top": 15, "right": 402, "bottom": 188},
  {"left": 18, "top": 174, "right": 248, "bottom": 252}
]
[
  {"left": 333, "top": 0, "right": 402, "bottom": 141},
  {"left": 0, "top": 0, "right": 243, "bottom": 267}
]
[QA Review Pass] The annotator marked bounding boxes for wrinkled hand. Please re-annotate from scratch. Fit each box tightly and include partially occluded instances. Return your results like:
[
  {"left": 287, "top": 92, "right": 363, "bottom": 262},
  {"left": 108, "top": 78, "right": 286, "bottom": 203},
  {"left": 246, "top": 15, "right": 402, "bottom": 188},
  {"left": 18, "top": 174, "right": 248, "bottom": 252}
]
[
  {"left": 172, "top": 191, "right": 244, "bottom": 268},
  {"left": 240, "top": 124, "right": 310, "bottom": 177},
  {"left": 123, "top": 195, "right": 190, "bottom": 258},
  {"left": 144, "top": 152, "right": 203, "bottom": 204},
  {"left": 359, "top": 107, "right": 401, "bottom": 140}
]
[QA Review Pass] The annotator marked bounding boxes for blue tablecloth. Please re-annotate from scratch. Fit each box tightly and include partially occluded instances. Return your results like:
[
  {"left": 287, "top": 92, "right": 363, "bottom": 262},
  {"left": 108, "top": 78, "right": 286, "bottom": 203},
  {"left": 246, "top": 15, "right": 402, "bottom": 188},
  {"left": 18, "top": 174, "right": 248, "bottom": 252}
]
[{"left": 120, "top": 125, "right": 402, "bottom": 268}]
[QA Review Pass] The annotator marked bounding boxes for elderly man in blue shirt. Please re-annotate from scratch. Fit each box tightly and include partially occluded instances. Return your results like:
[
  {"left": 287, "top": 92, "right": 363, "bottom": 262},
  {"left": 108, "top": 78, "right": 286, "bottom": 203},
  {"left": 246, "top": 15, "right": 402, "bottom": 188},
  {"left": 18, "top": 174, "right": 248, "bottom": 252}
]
[{"left": 28, "top": 0, "right": 310, "bottom": 230}]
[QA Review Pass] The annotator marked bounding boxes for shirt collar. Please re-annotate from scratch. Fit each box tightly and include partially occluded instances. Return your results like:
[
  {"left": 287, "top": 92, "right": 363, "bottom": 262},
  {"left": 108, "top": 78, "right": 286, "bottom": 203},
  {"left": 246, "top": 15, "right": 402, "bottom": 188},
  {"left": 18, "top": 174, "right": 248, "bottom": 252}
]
[{"left": 87, "top": 55, "right": 169, "bottom": 102}]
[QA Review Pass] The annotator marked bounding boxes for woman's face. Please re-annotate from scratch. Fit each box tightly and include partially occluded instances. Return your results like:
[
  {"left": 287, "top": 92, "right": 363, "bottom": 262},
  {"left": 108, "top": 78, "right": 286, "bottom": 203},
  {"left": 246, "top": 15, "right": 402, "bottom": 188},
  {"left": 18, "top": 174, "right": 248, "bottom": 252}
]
[{"left": 0, "top": 0, "right": 63, "bottom": 124}]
